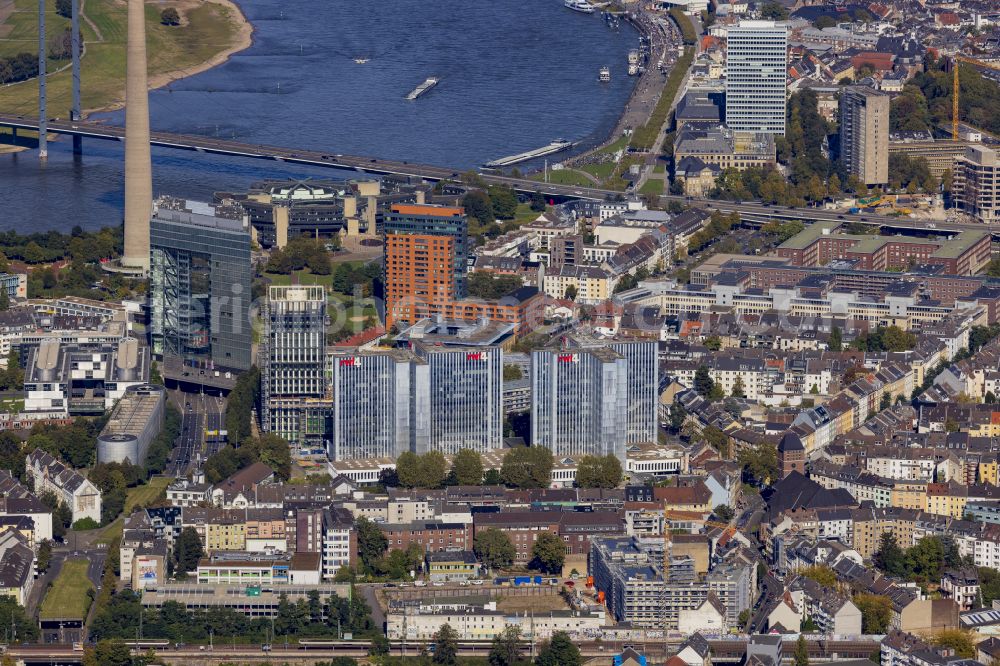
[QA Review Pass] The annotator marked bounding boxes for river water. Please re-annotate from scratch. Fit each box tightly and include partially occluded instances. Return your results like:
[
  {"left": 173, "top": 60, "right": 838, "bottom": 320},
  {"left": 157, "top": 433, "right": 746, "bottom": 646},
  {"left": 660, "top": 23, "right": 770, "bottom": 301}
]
[{"left": 0, "top": 0, "right": 639, "bottom": 231}]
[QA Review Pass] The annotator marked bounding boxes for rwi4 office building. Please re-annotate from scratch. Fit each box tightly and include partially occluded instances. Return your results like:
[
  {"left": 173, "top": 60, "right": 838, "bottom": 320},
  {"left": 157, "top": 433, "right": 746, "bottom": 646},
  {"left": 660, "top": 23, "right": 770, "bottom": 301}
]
[
  {"left": 531, "top": 341, "right": 658, "bottom": 461},
  {"left": 329, "top": 344, "right": 503, "bottom": 460}
]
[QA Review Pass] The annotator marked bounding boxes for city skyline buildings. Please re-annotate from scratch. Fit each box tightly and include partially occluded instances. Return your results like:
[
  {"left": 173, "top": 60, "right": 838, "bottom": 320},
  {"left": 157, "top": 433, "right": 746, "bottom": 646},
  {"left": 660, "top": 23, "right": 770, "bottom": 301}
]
[
  {"left": 531, "top": 340, "right": 658, "bottom": 461},
  {"left": 329, "top": 344, "right": 504, "bottom": 460},
  {"left": 383, "top": 203, "right": 469, "bottom": 327}
]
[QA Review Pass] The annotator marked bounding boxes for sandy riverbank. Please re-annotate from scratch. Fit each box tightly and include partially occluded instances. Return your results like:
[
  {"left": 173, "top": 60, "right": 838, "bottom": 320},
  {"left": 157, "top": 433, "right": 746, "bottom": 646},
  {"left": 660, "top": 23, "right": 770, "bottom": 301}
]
[{"left": 83, "top": 0, "right": 254, "bottom": 116}]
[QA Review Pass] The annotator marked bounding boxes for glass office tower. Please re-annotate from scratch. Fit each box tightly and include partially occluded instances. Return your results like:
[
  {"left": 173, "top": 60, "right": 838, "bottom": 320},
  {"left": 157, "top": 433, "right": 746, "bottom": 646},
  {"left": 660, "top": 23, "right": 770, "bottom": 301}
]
[
  {"left": 531, "top": 341, "right": 657, "bottom": 461},
  {"left": 261, "top": 285, "right": 330, "bottom": 450},
  {"left": 149, "top": 198, "right": 252, "bottom": 372}
]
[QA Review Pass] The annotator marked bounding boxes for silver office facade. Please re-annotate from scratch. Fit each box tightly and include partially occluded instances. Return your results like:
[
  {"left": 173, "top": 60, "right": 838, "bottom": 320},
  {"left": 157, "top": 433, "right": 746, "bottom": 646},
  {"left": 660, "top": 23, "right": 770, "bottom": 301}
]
[
  {"left": 261, "top": 286, "right": 329, "bottom": 448},
  {"left": 725, "top": 21, "right": 788, "bottom": 135},
  {"left": 412, "top": 345, "right": 503, "bottom": 455},
  {"left": 329, "top": 345, "right": 503, "bottom": 460},
  {"left": 330, "top": 351, "right": 416, "bottom": 460},
  {"left": 531, "top": 341, "right": 657, "bottom": 461}
]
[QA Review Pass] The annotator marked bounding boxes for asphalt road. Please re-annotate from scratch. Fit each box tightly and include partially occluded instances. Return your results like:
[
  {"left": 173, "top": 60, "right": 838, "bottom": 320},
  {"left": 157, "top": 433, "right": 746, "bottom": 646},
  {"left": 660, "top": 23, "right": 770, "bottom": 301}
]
[{"left": 170, "top": 404, "right": 203, "bottom": 477}]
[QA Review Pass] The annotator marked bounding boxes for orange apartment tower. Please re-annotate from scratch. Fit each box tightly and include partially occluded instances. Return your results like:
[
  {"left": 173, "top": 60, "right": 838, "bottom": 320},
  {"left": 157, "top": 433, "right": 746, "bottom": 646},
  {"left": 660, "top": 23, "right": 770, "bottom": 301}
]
[{"left": 382, "top": 204, "right": 468, "bottom": 328}]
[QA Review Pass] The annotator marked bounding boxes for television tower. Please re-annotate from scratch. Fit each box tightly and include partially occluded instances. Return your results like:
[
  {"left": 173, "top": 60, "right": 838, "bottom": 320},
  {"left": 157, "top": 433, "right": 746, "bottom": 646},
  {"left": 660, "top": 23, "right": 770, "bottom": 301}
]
[{"left": 121, "top": 0, "right": 152, "bottom": 272}]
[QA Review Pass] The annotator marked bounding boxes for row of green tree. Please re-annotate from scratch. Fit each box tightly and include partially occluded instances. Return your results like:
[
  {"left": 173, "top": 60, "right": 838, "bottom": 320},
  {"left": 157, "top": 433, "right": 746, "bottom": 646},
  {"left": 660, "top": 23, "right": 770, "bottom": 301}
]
[
  {"left": 203, "top": 433, "right": 292, "bottom": 483},
  {"left": 0, "top": 53, "right": 39, "bottom": 85},
  {"left": 874, "top": 532, "right": 964, "bottom": 584},
  {"left": 0, "top": 225, "right": 121, "bottom": 265},
  {"left": 330, "top": 261, "right": 382, "bottom": 298},
  {"left": 462, "top": 185, "right": 521, "bottom": 225},
  {"left": 473, "top": 527, "right": 567, "bottom": 574},
  {"left": 669, "top": 7, "right": 696, "bottom": 45},
  {"left": 632, "top": 46, "right": 694, "bottom": 151},
  {"left": 354, "top": 515, "right": 565, "bottom": 582},
  {"left": 224, "top": 365, "right": 260, "bottom": 445},
  {"left": 0, "top": 349, "right": 23, "bottom": 390},
  {"left": 425, "top": 625, "right": 581, "bottom": 666},
  {"left": 88, "top": 588, "right": 382, "bottom": 649},
  {"left": 685, "top": 212, "right": 741, "bottom": 255},
  {"left": 849, "top": 325, "right": 917, "bottom": 353},
  {"left": 390, "top": 447, "right": 622, "bottom": 490}
]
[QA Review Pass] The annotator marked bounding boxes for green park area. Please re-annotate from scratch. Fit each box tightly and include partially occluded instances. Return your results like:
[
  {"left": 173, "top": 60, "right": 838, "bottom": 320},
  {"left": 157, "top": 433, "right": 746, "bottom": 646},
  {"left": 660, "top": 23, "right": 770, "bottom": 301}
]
[
  {"left": 529, "top": 168, "right": 592, "bottom": 188},
  {"left": 0, "top": 0, "right": 247, "bottom": 116},
  {"left": 125, "top": 475, "right": 169, "bottom": 513},
  {"left": 96, "top": 477, "right": 169, "bottom": 545},
  {"left": 39, "top": 558, "right": 94, "bottom": 621}
]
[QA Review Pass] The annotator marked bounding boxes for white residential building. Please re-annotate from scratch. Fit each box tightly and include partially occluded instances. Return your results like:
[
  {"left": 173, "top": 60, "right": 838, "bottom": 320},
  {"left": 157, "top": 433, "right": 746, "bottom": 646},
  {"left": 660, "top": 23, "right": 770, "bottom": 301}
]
[{"left": 25, "top": 449, "right": 101, "bottom": 524}]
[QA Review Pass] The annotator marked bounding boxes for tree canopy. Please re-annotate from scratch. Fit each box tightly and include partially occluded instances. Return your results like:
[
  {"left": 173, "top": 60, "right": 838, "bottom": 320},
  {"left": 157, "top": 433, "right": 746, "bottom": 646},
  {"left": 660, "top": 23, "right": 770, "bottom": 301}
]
[
  {"left": 474, "top": 528, "right": 516, "bottom": 570},
  {"left": 536, "top": 632, "right": 581, "bottom": 666},
  {"left": 530, "top": 532, "right": 566, "bottom": 574},
  {"left": 500, "top": 446, "right": 554, "bottom": 489},
  {"left": 575, "top": 454, "right": 622, "bottom": 489},
  {"left": 395, "top": 451, "right": 448, "bottom": 489}
]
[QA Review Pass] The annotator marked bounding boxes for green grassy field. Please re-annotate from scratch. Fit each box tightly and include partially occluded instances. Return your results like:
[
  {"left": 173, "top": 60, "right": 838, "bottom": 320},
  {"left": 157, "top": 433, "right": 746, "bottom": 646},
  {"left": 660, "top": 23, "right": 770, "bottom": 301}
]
[
  {"left": 0, "top": 397, "right": 24, "bottom": 413},
  {"left": 580, "top": 160, "right": 617, "bottom": 179},
  {"left": 39, "top": 558, "right": 94, "bottom": 620},
  {"left": 0, "top": 0, "right": 245, "bottom": 115},
  {"left": 95, "top": 479, "right": 169, "bottom": 545},
  {"left": 640, "top": 179, "right": 664, "bottom": 195},
  {"left": 126, "top": 476, "right": 169, "bottom": 513},
  {"left": 513, "top": 202, "right": 542, "bottom": 225},
  {"left": 529, "top": 168, "right": 592, "bottom": 187}
]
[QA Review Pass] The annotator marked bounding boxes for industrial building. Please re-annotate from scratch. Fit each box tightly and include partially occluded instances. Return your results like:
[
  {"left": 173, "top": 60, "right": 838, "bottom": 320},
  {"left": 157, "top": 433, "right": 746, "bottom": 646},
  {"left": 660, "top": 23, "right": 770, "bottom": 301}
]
[
  {"left": 97, "top": 383, "right": 166, "bottom": 465},
  {"left": 23, "top": 338, "right": 149, "bottom": 416}
]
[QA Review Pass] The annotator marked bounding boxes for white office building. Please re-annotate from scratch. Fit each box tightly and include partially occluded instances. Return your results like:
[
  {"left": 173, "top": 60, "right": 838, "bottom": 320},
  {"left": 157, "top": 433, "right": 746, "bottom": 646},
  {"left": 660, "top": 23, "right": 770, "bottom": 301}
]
[{"left": 725, "top": 20, "right": 788, "bottom": 134}]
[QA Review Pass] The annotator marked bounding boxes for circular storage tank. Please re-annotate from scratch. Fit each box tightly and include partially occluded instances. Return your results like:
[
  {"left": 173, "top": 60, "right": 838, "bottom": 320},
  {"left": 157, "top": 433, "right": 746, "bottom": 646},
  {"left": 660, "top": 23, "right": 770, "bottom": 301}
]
[{"left": 97, "top": 433, "right": 139, "bottom": 465}]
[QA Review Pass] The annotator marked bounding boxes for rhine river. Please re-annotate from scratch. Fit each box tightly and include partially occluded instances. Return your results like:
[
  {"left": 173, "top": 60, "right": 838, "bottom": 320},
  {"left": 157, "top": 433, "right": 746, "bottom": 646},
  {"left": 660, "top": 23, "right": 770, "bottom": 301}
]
[{"left": 0, "top": 0, "right": 639, "bottom": 231}]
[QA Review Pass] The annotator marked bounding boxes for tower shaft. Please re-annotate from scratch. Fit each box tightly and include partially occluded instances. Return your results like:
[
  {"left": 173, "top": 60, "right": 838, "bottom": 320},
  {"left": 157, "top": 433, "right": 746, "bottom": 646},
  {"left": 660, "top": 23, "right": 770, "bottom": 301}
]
[{"left": 122, "top": 0, "right": 152, "bottom": 271}]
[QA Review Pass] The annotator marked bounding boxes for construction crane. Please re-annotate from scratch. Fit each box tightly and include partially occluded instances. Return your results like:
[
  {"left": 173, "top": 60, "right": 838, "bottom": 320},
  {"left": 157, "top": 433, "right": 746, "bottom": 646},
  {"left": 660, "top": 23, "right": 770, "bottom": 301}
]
[{"left": 951, "top": 55, "right": 1000, "bottom": 141}]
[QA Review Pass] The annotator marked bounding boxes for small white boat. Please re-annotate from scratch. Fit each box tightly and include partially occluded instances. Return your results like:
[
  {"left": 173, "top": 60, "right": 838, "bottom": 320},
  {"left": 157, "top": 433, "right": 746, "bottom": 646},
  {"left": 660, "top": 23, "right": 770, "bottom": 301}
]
[
  {"left": 564, "top": 0, "right": 596, "bottom": 13},
  {"left": 406, "top": 77, "right": 439, "bottom": 100},
  {"left": 354, "top": 57, "right": 370, "bottom": 64},
  {"left": 599, "top": 66, "right": 611, "bottom": 82}
]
